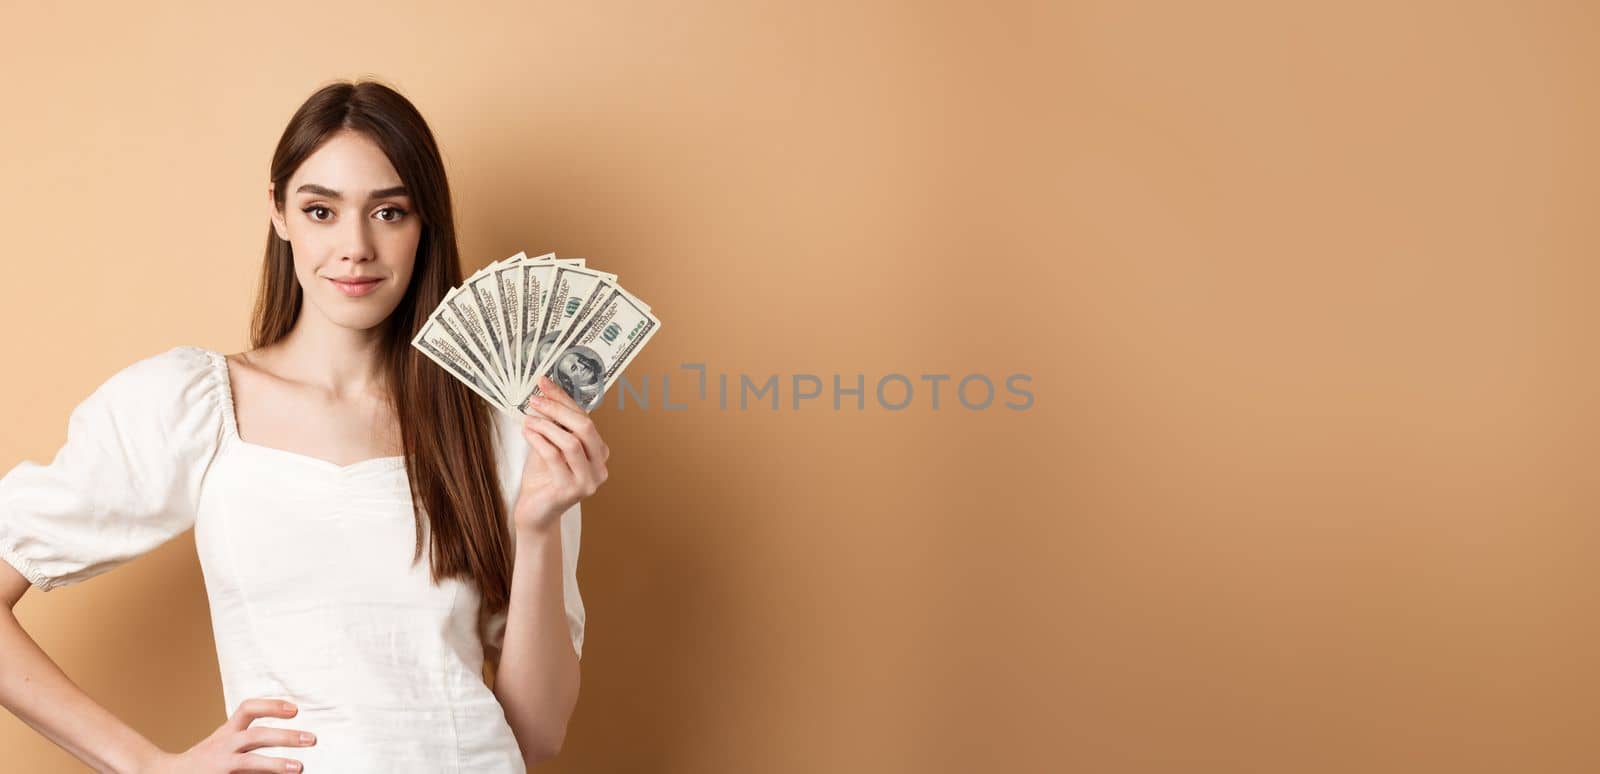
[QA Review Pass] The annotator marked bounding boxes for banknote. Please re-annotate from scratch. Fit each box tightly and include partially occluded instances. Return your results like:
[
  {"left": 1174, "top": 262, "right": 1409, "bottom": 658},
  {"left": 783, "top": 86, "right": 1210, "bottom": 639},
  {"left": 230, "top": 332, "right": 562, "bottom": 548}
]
[
  {"left": 517, "top": 264, "right": 619, "bottom": 398},
  {"left": 411, "top": 250, "right": 660, "bottom": 416},
  {"left": 411, "top": 311, "right": 518, "bottom": 419},
  {"left": 517, "top": 284, "right": 661, "bottom": 413}
]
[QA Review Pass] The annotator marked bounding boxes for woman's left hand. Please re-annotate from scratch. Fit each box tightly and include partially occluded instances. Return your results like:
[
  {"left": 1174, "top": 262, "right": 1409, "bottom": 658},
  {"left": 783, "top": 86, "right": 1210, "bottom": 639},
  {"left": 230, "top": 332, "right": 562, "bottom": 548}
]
[{"left": 513, "top": 374, "right": 610, "bottom": 535}]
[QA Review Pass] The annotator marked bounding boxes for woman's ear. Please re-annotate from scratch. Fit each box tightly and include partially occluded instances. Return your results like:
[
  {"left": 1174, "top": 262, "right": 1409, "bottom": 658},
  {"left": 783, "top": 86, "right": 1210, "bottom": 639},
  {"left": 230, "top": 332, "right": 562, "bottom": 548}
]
[{"left": 266, "top": 183, "right": 289, "bottom": 241}]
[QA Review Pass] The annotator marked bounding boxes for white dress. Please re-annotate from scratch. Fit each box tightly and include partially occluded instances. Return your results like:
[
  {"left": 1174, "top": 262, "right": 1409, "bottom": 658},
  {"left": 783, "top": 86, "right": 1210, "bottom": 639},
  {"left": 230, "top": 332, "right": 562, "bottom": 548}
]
[{"left": 0, "top": 345, "right": 585, "bottom": 772}]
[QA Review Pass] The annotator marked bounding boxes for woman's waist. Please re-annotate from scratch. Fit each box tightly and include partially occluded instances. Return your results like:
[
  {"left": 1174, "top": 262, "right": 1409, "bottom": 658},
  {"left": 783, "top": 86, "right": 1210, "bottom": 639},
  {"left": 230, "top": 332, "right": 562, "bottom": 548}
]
[
  {"left": 221, "top": 662, "right": 501, "bottom": 716},
  {"left": 235, "top": 697, "right": 522, "bottom": 774}
]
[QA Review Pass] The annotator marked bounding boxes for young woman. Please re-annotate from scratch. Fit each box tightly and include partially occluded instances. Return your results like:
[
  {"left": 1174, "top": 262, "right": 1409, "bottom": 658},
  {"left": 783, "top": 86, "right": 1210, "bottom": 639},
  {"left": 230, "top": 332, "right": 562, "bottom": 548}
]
[{"left": 0, "top": 80, "right": 606, "bottom": 773}]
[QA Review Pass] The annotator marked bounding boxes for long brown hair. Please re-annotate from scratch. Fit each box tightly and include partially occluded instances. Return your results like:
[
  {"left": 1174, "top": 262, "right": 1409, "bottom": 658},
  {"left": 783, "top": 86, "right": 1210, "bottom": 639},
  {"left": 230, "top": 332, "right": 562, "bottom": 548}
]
[{"left": 251, "top": 78, "right": 513, "bottom": 627}]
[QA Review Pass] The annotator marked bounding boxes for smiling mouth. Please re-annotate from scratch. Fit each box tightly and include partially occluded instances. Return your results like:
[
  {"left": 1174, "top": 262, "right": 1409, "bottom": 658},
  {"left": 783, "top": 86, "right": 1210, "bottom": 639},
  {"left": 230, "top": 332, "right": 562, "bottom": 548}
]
[{"left": 328, "top": 277, "right": 384, "bottom": 296}]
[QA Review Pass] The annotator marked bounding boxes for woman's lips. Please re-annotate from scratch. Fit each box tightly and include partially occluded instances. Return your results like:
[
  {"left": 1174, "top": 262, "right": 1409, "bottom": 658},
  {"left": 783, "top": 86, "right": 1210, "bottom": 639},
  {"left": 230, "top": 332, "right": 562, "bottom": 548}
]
[{"left": 329, "top": 277, "right": 383, "bottom": 297}]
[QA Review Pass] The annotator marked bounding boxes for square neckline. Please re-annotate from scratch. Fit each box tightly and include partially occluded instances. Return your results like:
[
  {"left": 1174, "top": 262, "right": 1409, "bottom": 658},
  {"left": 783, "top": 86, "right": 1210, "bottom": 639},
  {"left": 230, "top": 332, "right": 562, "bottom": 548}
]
[{"left": 195, "top": 346, "right": 406, "bottom": 474}]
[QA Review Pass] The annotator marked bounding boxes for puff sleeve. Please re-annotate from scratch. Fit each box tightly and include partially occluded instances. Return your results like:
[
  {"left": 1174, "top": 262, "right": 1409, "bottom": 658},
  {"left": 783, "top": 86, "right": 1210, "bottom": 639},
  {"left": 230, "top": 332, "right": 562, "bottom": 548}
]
[
  {"left": 481, "top": 407, "right": 586, "bottom": 660},
  {"left": 0, "top": 346, "right": 224, "bottom": 592}
]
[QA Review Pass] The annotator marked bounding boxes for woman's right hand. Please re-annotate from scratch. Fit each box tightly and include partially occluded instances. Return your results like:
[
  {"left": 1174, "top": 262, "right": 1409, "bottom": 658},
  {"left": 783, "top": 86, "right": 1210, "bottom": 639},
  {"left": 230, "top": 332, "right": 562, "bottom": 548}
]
[{"left": 138, "top": 697, "right": 317, "bottom": 773}]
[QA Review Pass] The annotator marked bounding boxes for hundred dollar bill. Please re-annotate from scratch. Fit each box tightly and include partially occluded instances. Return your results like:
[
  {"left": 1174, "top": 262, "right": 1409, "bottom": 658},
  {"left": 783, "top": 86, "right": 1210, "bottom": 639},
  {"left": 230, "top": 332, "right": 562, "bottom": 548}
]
[
  {"left": 461, "top": 268, "right": 514, "bottom": 388},
  {"left": 500, "top": 253, "right": 608, "bottom": 384},
  {"left": 515, "top": 264, "right": 619, "bottom": 399},
  {"left": 413, "top": 247, "right": 661, "bottom": 419},
  {"left": 433, "top": 289, "right": 499, "bottom": 392},
  {"left": 439, "top": 282, "right": 512, "bottom": 395},
  {"left": 474, "top": 251, "right": 561, "bottom": 382},
  {"left": 517, "top": 285, "right": 661, "bottom": 413},
  {"left": 527, "top": 266, "right": 650, "bottom": 378},
  {"left": 472, "top": 252, "right": 530, "bottom": 380},
  {"left": 490, "top": 258, "right": 531, "bottom": 383},
  {"left": 510, "top": 261, "right": 647, "bottom": 401},
  {"left": 411, "top": 320, "right": 519, "bottom": 418},
  {"left": 416, "top": 294, "right": 507, "bottom": 397},
  {"left": 506, "top": 260, "right": 560, "bottom": 399},
  {"left": 559, "top": 270, "right": 653, "bottom": 337},
  {"left": 542, "top": 256, "right": 647, "bottom": 310}
]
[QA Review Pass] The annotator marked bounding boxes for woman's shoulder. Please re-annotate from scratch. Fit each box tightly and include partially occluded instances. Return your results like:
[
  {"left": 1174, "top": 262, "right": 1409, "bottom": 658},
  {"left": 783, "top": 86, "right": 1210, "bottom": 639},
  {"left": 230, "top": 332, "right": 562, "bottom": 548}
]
[
  {"left": 95, "top": 345, "right": 221, "bottom": 399},
  {"left": 81, "top": 345, "right": 229, "bottom": 441},
  {"left": 109, "top": 344, "right": 216, "bottom": 378}
]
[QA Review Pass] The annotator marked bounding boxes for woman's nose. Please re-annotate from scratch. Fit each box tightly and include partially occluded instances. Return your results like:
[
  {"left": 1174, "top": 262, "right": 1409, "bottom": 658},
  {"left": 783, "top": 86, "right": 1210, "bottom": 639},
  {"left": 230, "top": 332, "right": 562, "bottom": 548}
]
[{"left": 340, "top": 220, "right": 376, "bottom": 262}]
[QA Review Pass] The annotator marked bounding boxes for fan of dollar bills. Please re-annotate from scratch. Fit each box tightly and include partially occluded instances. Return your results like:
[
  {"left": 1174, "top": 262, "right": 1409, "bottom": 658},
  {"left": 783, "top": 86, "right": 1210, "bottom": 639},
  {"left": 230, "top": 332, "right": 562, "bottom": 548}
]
[{"left": 411, "top": 250, "right": 660, "bottom": 416}]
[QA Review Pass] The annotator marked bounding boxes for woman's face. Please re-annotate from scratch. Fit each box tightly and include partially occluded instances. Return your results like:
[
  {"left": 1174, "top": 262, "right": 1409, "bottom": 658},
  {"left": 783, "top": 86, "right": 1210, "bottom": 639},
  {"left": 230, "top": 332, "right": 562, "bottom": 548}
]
[{"left": 268, "top": 129, "right": 421, "bottom": 332}]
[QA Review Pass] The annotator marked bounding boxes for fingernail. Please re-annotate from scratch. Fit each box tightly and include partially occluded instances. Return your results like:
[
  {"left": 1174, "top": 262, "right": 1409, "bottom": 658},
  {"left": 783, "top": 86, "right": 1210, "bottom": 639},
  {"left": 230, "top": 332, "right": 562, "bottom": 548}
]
[
  {"left": 287, "top": 762, "right": 302, "bottom": 772},
  {"left": 300, "top": 732, "right": 315, "bottom": 743}
]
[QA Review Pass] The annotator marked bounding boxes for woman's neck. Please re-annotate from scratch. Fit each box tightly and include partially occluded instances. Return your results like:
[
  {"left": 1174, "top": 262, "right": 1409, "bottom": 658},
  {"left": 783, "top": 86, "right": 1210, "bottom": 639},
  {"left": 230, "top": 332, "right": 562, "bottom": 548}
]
[{"left": 255, "top": 320, "right": 390, "bottom": 400}]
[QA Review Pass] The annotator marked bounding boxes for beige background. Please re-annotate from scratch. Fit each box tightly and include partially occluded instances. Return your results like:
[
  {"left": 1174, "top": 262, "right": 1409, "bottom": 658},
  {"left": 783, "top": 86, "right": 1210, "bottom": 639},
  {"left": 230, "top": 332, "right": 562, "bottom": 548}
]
[{"left": 1, "top": 1, "right": 1594, "bottom": 771}]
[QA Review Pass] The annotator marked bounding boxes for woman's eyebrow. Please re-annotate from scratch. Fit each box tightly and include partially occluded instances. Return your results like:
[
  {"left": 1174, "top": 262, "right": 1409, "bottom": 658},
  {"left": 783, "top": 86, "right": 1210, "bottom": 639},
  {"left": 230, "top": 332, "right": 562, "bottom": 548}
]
[{"left": 294, "top": 183, "right": 410, "bottom": 199}]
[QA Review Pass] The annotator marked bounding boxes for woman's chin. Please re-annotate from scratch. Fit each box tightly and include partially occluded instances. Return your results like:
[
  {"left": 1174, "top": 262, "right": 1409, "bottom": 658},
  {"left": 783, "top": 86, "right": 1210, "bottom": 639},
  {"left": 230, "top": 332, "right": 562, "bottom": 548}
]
[{"left": 317, "top": 302, "right": 399, "bottom": 331}]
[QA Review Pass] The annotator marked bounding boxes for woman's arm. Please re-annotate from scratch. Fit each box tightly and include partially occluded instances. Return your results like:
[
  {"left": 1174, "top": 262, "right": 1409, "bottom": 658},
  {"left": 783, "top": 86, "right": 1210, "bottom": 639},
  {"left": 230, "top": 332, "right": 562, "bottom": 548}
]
[
  {"left": 491, "top": 523, "right": 582, "bottom": 765},
  {"left": 0, "top": 566, "right": 164, "bottom": 774},
  {"left": 493, "top": 376, "right": 603, "bottom": 764}
]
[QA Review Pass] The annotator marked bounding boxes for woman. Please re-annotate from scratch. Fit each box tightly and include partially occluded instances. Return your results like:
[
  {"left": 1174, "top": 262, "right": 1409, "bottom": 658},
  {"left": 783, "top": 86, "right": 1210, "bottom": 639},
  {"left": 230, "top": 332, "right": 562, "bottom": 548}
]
[{"left": 0, "top": 79, "right": 605, "bottom": 772}]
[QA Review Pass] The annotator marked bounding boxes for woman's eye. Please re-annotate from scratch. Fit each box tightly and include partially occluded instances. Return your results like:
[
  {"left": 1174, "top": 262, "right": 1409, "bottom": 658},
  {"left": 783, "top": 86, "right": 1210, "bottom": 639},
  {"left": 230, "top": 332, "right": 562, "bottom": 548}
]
[
  {"left": 302, "top": 205, "right": 332, "bottom": 221},
  {"left": 375, "top": 206, "right": 407, "bottom": 223}
]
